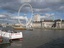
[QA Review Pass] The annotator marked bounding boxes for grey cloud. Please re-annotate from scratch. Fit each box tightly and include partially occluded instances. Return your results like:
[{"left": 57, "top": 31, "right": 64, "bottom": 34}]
[{"left": 0, "top": 0, "right": 64, "bottom": 14}]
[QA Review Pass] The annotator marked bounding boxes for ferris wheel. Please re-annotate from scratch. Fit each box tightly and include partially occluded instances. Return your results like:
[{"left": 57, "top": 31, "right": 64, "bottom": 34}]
[{"left": 18, "top": 3, "right": 33, "bottom": 28}]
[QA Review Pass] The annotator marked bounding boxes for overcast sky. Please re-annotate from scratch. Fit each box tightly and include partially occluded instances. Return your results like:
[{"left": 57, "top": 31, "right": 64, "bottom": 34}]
[{"left": 0, "top": 0, "right": 64, "bottom": 19}]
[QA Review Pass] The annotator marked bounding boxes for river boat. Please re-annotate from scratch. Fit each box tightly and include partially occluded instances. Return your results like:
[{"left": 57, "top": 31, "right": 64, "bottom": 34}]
[{"left": 0, "top": 26, "right": 23, "bottom": 40}]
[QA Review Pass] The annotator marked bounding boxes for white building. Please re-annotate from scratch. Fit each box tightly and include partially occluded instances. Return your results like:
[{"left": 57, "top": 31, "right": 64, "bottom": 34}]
[{"left": 33, "top": 14, "right": 40, "bottom": 21}]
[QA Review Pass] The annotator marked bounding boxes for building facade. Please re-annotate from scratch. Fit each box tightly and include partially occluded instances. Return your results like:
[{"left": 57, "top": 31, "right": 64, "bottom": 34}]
[
  {"left": 33, "top": 14, "right": 40, "bottom": 21},
  {"left": 32, "top": 19, "right": 64, "bottom": 29}
]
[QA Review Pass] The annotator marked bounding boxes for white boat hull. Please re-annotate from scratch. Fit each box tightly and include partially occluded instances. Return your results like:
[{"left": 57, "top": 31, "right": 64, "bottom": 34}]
[{"left": 0, "top": 30, "right": 23, "bottom": 40}]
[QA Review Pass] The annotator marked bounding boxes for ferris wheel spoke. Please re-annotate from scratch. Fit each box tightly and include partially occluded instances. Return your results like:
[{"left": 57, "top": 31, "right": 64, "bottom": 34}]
[{"left": 18, "top": 3, "right": 33, "bottom": 28}]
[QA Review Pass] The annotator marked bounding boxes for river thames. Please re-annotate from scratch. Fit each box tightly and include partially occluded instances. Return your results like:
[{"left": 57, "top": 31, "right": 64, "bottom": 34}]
[{"left": 0, "top": 29, "right": 64, "bottom": 48}]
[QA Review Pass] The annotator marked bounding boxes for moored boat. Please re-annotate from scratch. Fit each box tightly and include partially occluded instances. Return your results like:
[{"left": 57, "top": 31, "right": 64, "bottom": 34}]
[
  {"left": 13, "top": 27, "right": 26, "bottom": 30},
  {"left": 12, "top": 24, "right": 26, "bottom": 30},
  {"left": 0, "top": 26, "right": 23, "bottom": 40},
  {"left": 0, "top": 30, "right": 23, "bottom": 40}
]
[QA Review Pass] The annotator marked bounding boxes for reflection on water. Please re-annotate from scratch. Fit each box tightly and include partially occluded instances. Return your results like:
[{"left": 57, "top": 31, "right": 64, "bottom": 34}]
[
  {"left": 0, "top": 43, "right": 10, "bottom": 48},
  {"left": 0, "top": 29, "right": 64, "bottom": 48},
  {"left": 0, "top": 40, "right": 22, "bottom": 48},
  {"left": 0, "top": 42, "right": 22, "bottom": 48}
]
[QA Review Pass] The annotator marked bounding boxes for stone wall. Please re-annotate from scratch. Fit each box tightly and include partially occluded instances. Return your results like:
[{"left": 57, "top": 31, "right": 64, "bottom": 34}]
[
  {"left": 32, "top": 20, "right": 64, "bottom": 29},
  {"left": 32, "top": 22, "right": 41, "bottom": 28},
  {"left": 61, "top": 22, "right": 64, "bottom": 28},
  {"left": 42, "top": 22, "right": 54, "bottom": 28}
]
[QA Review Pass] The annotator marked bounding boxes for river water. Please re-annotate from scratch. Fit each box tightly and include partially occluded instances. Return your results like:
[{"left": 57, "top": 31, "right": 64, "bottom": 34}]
[{"left": 0, "top": 29, "right": 64, "bottom": 48}]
